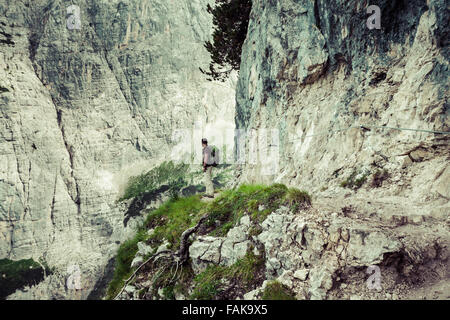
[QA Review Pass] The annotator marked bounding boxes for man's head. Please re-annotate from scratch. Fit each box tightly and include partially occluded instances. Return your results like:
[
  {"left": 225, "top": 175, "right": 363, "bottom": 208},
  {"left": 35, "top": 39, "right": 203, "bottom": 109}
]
[{"left": 202, "top": 138, "right": 208, "bottom": 147}]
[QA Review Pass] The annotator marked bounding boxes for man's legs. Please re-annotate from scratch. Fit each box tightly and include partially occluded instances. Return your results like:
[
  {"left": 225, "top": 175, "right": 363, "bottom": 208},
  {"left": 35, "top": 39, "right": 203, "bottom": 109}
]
[{"left": 204, "top": 166, "right": 214, "bottom": 197}]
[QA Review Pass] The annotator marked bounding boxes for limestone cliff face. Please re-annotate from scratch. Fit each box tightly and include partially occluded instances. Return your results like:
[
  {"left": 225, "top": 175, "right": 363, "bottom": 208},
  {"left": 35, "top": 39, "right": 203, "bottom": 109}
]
[
  {"left": 0, "top": 0, "right": 234, "bottom": 298},
  {"left": 235, "top": 0, "right": 449, "bottom": 203}
]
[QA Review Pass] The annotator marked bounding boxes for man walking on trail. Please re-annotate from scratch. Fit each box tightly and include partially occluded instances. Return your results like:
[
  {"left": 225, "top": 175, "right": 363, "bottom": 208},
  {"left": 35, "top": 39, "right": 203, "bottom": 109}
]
[{"left": 202, "top": 138, "right": 214, "bottom": 198}]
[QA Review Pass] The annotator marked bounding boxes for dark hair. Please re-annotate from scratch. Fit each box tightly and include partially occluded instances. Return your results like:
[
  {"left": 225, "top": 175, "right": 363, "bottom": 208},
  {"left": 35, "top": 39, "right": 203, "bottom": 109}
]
[{"left": 201, "top": 138, "right": 208, "bottom": 144}]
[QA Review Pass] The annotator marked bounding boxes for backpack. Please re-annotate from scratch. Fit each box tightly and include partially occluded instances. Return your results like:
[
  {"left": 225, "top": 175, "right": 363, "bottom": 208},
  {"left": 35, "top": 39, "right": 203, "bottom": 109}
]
[{"left": 210, "top": 145, "right": 220, "bottom": 167}]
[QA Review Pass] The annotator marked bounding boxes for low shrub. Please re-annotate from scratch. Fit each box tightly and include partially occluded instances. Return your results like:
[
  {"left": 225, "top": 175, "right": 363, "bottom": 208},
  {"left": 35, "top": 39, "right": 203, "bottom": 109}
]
[
  {"left": 261, "top": 281, "right": 296, "bottom": 300},
  {"left": 285, "top": 188, "right": 312, "bottom": 211},
  {"left": 190, "top": 251, "right": 264, "bottom": 300}
]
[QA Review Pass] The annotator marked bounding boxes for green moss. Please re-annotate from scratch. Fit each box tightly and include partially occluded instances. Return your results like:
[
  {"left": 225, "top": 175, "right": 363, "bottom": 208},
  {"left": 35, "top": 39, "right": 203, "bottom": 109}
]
[
  {"left": 190, "top": 251, "right": 264, "bottom": 300},
  {"left": 0, "top": 258, "right": 51, "bottom": 299},
  {"left": 261, "top": 281, "right": 296, "bottom": 300}
]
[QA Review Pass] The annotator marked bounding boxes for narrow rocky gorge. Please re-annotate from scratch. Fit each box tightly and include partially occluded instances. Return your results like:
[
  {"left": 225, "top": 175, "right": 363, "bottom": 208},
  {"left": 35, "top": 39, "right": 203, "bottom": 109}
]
[
  {"left": 112, "top": 0, "right": 449, "bottom": 301},
  {"left": 0, "top": 0, "right": 448, "bottom": 300}
]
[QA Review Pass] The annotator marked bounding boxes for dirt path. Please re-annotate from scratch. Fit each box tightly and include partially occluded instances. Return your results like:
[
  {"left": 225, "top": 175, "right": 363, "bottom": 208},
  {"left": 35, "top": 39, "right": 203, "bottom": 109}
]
[{"left": 313, "top": 192, "right": 449, "bottom": 300}]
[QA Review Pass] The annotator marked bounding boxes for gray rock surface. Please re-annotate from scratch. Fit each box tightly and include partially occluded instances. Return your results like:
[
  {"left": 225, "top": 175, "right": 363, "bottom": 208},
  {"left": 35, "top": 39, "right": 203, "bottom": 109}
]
[
  {"left": 0, "top": 0, "right": 235, "bottom": 299},
  {"left": 253, "top": 203, "right": 448, "bottom": 300},
  {"left": 185, "top": 197, "right": 449, "bottom": 300},
  {"left": 235, "top": 0, "right": 449, "bottom": 203},
  {"left": 189, "top": 215, "right": 251, "bottom": 273},
  {"left": 115, "top": 0, "right": 449, "bottom": 301},
  {"left": 231, "top": 1, "right": 449, "bottom": 298}
]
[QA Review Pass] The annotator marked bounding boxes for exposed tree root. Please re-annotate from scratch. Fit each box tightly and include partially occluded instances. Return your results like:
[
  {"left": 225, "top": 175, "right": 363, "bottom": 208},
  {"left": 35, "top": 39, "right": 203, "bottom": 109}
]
[
  {"left": 178, "top": 213, "right": 209, "bottom": 264},
  {"left": 114, "top": 213, "right": 209, "bottom": 300}
]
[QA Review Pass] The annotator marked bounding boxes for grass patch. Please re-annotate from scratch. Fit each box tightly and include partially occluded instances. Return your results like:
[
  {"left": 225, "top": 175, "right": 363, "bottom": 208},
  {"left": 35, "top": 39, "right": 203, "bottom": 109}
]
[
  {"left": 106, "top": 229, "right": 149, "bottom": 299},
  {"left": 120, "top": 162, "right": 233, "bottom": 202},
  {"left": 119, "top": 161, "right": 191, "bottom": 201},
  {"left": 205, "top": 184, "right": 288, "bottom": 236},
  {"left": 144, "top": 195, "right": 206, "bottom": 250},
  {"left": 285, "top": 188, "right": 311, "bottom": 212},
  {"left": 0, "top": 258, "right": 51, "bottom": 299},
  {"left": 190, "top": 251, "right": 264, "bottom": 300},
  {"left": 107, "top": 195, "right": 206, "bottom": 299},
  {"left": 120, "top": 161, "right": 233, "bottom": 228},
  {"left": 144, "top": 261, "right": 196, "bottom": 300},
  {"left": 340, "top": 169, "right": 370, "bottom": 190},
  {"left": 162, "top": 285, "right": 175, "bottom": 300},
  {"left": 261, "top": 281, "right": 296, "bottom": 300},
  {"left": 107, "top": 183, "right": 311, "bottom": 299},
  {"left": 248, "top": 225, "right": 263, "bottom": 237}
]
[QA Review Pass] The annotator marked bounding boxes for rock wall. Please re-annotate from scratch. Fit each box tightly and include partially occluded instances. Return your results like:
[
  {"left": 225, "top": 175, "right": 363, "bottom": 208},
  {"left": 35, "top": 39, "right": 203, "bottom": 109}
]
[
  {"left": 235, "top": 0, "right": 449, "bottom": 202},
  {"left": 108, "top": 0, "right": 450, "bottom": 302},
  {"left": 0, "top": 0, "right": 235, "bottom": 299},
  {"left": 227, "top": 0, "right": 449, "bottom": 299}
]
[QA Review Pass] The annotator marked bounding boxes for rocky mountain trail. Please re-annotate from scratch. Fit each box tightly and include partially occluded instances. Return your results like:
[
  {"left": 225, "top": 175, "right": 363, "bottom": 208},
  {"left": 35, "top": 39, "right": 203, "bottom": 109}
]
[
  {"left": 1, "top": 0, "right": 448, "bottom": 301},
  {"left": 111, "top": 182, "right": 449, "bottom": 301},
  {"left": 314, "top": 193, "right": 449, "bottom": 228}
]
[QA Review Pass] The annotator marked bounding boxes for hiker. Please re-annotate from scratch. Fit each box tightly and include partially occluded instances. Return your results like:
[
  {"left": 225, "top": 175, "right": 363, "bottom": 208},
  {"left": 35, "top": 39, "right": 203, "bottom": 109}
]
[{"left": 202, "top": 138, "right": 214, "bottom": 198}]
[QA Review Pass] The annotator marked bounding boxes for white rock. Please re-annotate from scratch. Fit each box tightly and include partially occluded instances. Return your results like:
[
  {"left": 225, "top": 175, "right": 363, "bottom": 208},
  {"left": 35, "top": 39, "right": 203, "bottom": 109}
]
[
  {"left": 131, "top": 255, "right": 143, "bottom": 268},
  {"left": 156, "top": 240, "right": 170, "bottom": 253},
  {"left": 124, "top": 285, "right": 136, "bottom": 294},
  {"left": 278, "top": 270, "right": 294, "bottom": 289},
  {"left": 137, "top": 241, "right": 153, "bottom": 256},
  {"left": 293, "top": 269, "right": 309, "bottom": 281}
]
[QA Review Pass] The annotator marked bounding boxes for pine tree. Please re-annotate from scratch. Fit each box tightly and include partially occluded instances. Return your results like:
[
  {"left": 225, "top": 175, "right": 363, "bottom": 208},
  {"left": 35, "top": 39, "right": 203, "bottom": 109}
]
[{"left": 200, "top": 0, "right": 252, "bottom": 82}]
